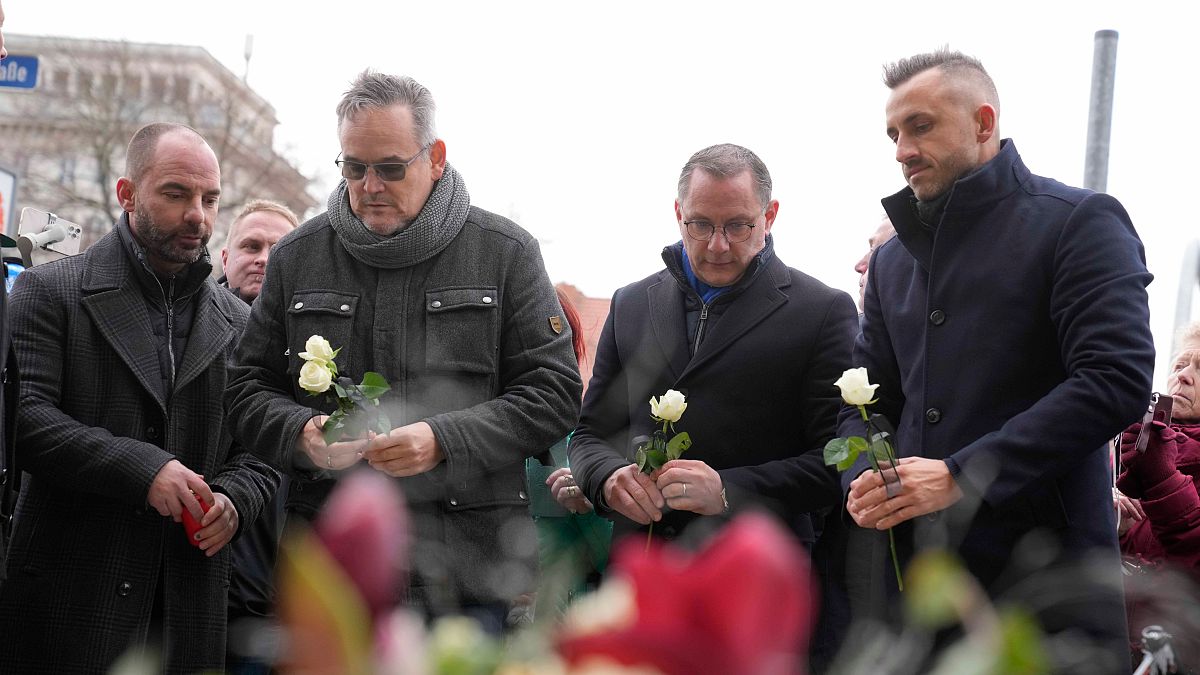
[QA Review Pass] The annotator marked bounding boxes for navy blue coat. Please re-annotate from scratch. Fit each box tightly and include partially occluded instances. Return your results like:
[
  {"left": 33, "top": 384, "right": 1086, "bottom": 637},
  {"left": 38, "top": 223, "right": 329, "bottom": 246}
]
[{"left": 842, "top": 141, "right": 1154, "bottom": 622}]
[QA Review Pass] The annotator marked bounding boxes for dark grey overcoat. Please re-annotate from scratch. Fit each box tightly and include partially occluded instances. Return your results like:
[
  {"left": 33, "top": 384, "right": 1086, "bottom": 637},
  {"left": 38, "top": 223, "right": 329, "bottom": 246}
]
[{"left": 0, "top": 229, "right": 278, "bottom": 674}]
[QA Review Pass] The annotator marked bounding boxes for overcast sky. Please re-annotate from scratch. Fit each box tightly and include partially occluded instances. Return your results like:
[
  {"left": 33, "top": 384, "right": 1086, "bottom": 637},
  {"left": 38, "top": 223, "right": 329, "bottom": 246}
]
[{"left": 8, "top": 0, "right": 1199, "bottom": 381}]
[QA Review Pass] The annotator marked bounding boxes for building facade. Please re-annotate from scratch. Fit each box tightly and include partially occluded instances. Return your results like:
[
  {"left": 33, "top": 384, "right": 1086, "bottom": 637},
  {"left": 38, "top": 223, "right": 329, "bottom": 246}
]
[{"left": 0, "top": 33, "right": 316, "bottom": 251}]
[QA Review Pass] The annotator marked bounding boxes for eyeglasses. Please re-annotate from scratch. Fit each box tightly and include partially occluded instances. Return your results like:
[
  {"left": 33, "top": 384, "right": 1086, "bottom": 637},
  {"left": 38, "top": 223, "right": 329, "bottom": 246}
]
[
  {"left": 334, "top": 145, "right": 431, "bottom": 182},
  {"left": 682, "top": 216, "right": 759, "bottom": 244}
]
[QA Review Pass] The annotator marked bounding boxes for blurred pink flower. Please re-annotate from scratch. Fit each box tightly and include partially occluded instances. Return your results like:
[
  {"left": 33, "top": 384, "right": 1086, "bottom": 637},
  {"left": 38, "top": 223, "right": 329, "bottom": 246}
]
[
  {"left": 559, "top": 512, "right": 814, "bottom": 675},
  {"left": 314, "top": 469, "right": 411, "bottom": 621}
]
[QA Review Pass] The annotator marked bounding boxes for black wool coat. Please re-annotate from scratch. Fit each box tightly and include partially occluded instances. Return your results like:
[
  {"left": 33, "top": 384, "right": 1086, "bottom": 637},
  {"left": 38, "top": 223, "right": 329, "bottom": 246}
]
[
  {"left": 0, "top": 229, "right": 278, "bottom": 674},
  {"left": 570, "top": 242, "right": 858, "bottom": 546}
]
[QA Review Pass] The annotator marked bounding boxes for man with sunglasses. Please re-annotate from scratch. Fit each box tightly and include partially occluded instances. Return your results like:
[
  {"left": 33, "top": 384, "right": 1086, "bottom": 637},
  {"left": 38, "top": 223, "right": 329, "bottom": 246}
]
[
  {"left": 226, "top": 71, "right": 580, "bottom": 632},
  {"left": 569, "top": 143, "right": 858, "bottom": 665}
]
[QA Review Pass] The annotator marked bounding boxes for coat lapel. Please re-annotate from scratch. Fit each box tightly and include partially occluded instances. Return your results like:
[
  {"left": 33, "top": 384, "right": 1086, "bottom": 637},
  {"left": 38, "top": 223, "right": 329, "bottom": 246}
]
[
  {"left": 176, "top": 285, "right": 234, "bottom": 393},
  {"left": 79, "top": 236, "right": 168, "bottom": 413},
  {"left": 680, "top": 260, "right": 788, "bottom": 380},
  {"left": 646, "top": 275, "right": 690, "bottom": 382}
]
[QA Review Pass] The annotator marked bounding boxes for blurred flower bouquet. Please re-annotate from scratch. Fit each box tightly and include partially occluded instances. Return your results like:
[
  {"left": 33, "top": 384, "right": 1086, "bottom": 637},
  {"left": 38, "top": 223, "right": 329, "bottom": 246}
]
[
  {"left": 297, "top": 335, "right": 392, "bottom": 445},
  {"left": 631, "top": 389, "right": 692, "bottom": 548},
  {"left": 823, "top": 367, "right": 904, "bottom": 590}
]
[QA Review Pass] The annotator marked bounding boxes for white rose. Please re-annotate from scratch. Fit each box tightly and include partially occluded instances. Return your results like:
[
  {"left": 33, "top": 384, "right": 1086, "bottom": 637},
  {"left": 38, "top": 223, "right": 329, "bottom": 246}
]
[
  {"left": 649, "top": 389, "right": 687, "bottom": 423},
  {"left": 834, "top": 367, "right": 879, "bottom": 406},
  {"left": 298, "top": 360, "right": 333, "bottom": 394},
  {"left": 299, "top": 335, "right": 335, "bottom": 364}
]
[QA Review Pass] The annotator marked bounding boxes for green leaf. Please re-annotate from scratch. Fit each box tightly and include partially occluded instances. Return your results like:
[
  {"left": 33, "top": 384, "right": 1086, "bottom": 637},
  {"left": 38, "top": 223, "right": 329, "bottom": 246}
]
[
  {"left": 643, "top": 448, "right": 668, "bottom": 471},
  {"left": 666, "top": 432, "right": 691, "bottom": 460},
  {"left": 994, "top": 608, "right": 1050, "bottom": 674},
  {"left": 635, "top": 447, "right": 650, "bottom": 473},
  {"left": 357, "top": 371, "right": 391, "bottom": 399},
  {"left": 322, "top": 411, "right": 347, "bottom": 445},
  {"left": 823, "top": 437, "right": 850, "bottom": 467},
  {"left": 332, "top": 382, "right": 348, "bottom": 399},
  {"left": 904, "top": 550, "right": 970, "bottom": 630}
]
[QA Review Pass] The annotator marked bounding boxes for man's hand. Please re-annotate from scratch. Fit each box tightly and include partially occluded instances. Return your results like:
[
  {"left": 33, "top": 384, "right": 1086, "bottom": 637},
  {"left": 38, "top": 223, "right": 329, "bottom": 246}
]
[
  {"left": 548, "top": 467, "right": 592, "bottom": 514},
  {"left": 363, "top": 421, "right": 444, "bottom": 477},
  {"left": 195, "top": 493, "right": 239, "bottom": 557},
  {"left": 654, "top": 459, "right": 725, "bottom": 516},
  {"left": 297, "top": 415, "right": 368, "bottom": 471},
  {"left": 603, "top": 464, "right": 664, "bottom": 525},
  {"left": 148, "top": 460, "right": 212, "bottom": 523},
  {"left": 847, "top": 456, "right": 963, "bottom": 529}
]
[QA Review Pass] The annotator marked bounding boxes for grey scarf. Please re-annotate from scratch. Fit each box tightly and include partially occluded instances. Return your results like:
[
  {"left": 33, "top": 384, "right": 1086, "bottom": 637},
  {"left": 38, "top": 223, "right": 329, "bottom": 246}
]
[{"left": 327, "top": 163, "right": 471, "bottom": 269}]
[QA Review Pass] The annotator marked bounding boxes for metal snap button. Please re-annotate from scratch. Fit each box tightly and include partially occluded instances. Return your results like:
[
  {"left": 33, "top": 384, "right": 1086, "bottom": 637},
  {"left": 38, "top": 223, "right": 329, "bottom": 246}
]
[
  {"left": 293, "top": 302, "right": 304, "bottom": 309},
  {"left": 482, "top": 296, "right": 493, "bottom": 304},
  {"left": 340, "top": 304, "right": 351, "bottom": 312},
  {"left": 431, "top": 300, "right": 442, "bottom": 309}
]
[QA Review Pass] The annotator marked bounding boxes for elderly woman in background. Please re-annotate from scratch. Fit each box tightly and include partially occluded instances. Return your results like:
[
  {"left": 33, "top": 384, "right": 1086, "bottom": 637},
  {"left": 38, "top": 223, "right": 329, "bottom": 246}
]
[{"left": 1118, "top": 322, "right": 1200, "bottom": 671}]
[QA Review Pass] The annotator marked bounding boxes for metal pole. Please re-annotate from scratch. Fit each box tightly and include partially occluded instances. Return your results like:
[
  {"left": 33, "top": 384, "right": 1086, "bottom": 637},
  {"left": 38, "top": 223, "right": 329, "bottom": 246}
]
[{"left": 1084, "top": 30, "right": 1119, "bottom": 192}]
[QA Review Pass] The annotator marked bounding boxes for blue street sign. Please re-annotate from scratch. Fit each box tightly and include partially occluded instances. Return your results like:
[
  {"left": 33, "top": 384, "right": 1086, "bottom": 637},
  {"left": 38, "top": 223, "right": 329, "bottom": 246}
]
[{"left": 0, "top": 55, "right": 39, "bottom": 90}]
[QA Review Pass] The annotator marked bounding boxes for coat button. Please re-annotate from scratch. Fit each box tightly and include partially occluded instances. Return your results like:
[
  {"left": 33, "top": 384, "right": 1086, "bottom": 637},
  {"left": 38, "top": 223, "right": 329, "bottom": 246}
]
[
  {"left": 518, "top": 491, "right": 526, "bottom": 500},
  {"left": 117, "top": 582, "right": 132, "bottom": 597},
  {"left": 340, "top": 304, "right": 351, "bottom": 312},
  {"left": 929, "top": 309, "right": 946, "bottom": 326},
  {"left": 294, "top": 302, "right": 304, "bottom": 310},
  {"left": 482, "top": 296, "right": 493, "bottom": 304},
  {"left": 925, "top": 407, "right": 942, "bottom": 424},
  {"left": 431, "top": 300, "right": 442, "bottom": 309},
  {"left": 449, "top": 498, "right": 458, "bottom": 506},
  {"left": 146, "top": 426, "right": 158, "bottom": 441}
]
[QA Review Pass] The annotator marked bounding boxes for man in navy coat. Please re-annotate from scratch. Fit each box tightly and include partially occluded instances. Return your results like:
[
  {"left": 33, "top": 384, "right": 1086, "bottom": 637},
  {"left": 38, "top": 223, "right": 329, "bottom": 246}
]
[{"left": 843, "top": 49, "right": 1154, "bottom": 669}]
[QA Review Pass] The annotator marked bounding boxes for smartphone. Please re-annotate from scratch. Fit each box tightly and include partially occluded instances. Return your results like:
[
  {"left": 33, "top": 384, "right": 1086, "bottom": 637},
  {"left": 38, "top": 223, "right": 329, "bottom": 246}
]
[{"left": 1134, "top": 393, "right": 1174, "bottom": 453}]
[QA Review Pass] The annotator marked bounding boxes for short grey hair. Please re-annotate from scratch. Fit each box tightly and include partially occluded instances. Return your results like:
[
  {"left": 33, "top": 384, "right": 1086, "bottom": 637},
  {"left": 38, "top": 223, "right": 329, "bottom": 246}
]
[
  {"left": 335, "top": 70, "right": 438, "bottom": 147},
  {"left": 677, "top": 143, "right": 772, "bottom": 208},
  {"left": 883, "top": 48, "right": 1000, "bottom": 109}
]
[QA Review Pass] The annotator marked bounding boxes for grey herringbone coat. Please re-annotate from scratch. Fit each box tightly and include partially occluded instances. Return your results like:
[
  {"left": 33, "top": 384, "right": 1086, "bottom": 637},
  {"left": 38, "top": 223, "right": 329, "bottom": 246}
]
[{"left": 0, "top": 228, "right": 278, "bottom": 674}]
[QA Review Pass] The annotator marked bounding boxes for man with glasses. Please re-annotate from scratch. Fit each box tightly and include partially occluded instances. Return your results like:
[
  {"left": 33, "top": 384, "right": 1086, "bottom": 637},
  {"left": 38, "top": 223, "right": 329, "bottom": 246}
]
[
  {"left": 569, "top": 144, "right": 857, "bottom": 661},
  {"left": 226, "top": 71, "right": 581, "bottom": 632}
]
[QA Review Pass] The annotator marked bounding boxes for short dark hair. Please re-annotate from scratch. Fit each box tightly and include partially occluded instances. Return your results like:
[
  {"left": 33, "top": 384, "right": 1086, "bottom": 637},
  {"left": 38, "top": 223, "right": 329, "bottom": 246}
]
[
  {"left": 125, "top": 122, "right": 205, "bottom": 182},
  {"left": 677, "top": 143, "right": 772, "bottom": 208},
  {"left": 883, "top": 48, "right": 999, "bottom": 108}
]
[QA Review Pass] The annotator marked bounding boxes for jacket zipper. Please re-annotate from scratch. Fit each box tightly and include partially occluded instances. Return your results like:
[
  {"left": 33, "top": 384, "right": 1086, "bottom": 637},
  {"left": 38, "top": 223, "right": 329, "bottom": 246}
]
[
  {"left": 165, "top": 276, "right": 176, "bottom": 394},
  {"left": 692, "top": 303, "right": 710, "bottom": 355}
]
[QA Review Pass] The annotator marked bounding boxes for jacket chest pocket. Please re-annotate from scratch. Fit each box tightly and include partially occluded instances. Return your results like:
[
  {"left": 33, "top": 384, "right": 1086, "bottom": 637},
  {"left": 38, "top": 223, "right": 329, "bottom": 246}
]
[
  {"left": 424, "top": 287, "right": 499, "bottom": 374},
  {"left": 286, "top": 290, "right": 360, "bottom": 379}
]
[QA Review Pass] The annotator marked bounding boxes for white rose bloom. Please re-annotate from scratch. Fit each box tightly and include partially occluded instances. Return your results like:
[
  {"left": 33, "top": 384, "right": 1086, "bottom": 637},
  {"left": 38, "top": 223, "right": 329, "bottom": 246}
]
[
  {"left": 834, "top": 367, "right": 879, "bottom": 406},
  {"left": 649, "top": 389, "right": 688, "bottom": 423},
  {"left": 298, "top": 360, "right": 333, "bottom": 394},
  {"left": 299, "top": 335, "right": 335, "bottom": 363}
]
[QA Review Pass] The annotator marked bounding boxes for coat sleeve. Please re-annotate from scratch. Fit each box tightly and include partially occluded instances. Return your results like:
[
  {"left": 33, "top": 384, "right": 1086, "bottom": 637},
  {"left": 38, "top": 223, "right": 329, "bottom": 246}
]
[
  {"left": 226, "top": 253, "right": 320, "bottom": 471},
  {"left": 946, "top": 193, "right": 1154, "bottom": 506},
  {"left": 1128, "top": 471, "right": 1200, "bottom": 571},
  {"left": 719, "top": 290, "right": 857, "bottom": 513},
  {"left": 425, "top": 237, "right": 582, "bottom": 483},
  {"left": 568, "top": 287, "right": 637, "bottom": 512},
  {"left": 10, "top": 270, "right": 176, "bottom": 504},
  {"left": 211, "top": 333, "right": 282, "bottom": 536}
]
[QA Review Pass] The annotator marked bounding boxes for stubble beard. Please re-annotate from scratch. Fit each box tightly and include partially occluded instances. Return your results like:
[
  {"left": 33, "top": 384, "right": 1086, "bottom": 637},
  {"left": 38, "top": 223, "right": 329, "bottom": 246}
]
[{"left": 134, "top": 205, "right": 207, "bottom": 266}]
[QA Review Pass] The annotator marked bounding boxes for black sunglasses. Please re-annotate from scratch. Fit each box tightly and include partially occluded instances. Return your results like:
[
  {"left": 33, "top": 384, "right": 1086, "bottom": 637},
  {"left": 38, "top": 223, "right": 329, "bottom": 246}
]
[{"left": 334, "top": 145, "right": 430, "bottom": 182}]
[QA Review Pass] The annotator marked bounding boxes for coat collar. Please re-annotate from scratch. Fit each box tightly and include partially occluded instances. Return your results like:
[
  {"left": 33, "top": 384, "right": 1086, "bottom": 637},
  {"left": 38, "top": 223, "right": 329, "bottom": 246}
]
[
  {"left": 646, "top": 244, "right": 791, "bottom": 382},
  {"left": 882, "top": 139, "right": 1027, "bottom": 271},
  {"left": 79, "top": 226, "right": 236, "bottom": 412}
]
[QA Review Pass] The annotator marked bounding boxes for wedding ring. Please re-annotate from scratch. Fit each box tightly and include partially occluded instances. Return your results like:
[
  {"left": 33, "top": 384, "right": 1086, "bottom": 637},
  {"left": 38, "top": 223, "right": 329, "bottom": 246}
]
[
  {"left": 326, "top": 454, "right": 333, "bottom": 468},
  {"left": 681, "top": 484, "right": 688, "bottom": 498}
]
